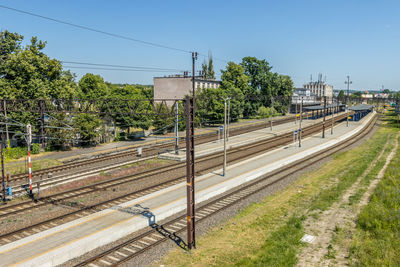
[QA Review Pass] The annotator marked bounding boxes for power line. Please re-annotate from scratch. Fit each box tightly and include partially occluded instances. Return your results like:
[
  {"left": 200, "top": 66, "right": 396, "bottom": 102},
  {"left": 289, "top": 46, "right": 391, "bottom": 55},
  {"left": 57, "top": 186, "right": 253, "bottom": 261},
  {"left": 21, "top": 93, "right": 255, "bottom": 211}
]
[
  {"left": 0, "top": 4, "right": 191, "bottom": 54},
  {"left": 62, "top": 66, "right": 184, "bottom": 73},
  {"left": 61, "top": 61, "right": 185, "bottom": 72}
]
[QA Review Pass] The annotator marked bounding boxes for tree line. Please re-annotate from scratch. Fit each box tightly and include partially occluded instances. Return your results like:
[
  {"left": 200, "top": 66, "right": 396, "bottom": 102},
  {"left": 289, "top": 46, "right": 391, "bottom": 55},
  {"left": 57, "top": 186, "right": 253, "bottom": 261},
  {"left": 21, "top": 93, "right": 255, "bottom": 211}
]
[{"left": 0, "top": 30, "right": 294, "bottom": 150}]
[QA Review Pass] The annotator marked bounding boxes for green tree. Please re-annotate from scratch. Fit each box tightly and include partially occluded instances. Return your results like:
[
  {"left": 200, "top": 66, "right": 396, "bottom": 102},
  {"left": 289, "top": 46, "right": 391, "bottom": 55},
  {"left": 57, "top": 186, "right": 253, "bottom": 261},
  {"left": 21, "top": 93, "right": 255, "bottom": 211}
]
[
  {"left": 78, "top": 73, "right": 109, "bottom": 99},
  {"left": 338, "top": 90, "right": 346, "bottom": 102},
  {"left": 110, "top": 84, "right": 152, "bottom": 133},
  {"left": 220, "top": 62, "right": 247, "bottom": 121},
  {"left": 152, "top": 102, "right": 174, "bottom": 134},
  {"left": 45, "top": 113, "right": 75, "bottom": 150},
  {"left": 200, "top": 51, "right": 215, "bottom": 80},
  {"left": 0, "top": 31, "right": 77, "bottom": 145},
  {"left": 201, "top": 60, "right": 208, "bottom": 79},
  {"left": 196, "top": 87, "right": 227, "bottom": 124},
  {"left": 240, "top": 57, "right": 293, "bottom": 116},
  {"left": 207, "top": 53, "right": 215, "bottom": 79},
  {"left": 73, "top": 113, "right": 102, "bottom": 145}
]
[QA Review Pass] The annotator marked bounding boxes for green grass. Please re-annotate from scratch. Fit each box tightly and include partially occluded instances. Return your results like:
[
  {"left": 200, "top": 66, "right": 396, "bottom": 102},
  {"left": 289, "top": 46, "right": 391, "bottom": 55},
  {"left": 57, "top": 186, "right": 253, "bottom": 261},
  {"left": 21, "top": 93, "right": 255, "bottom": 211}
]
[
  {"left": 234, "top": 215, "right": 305, "bottom": 267},
  {"left": 159, "top": 113, "right": 396, "bottom": 267},
  {"left": 349, "top": 134, "right": 400, "bottom": 266},
  {"left": 5, "top": 158, "right": 62, "bottom": 175},
  {"left": 310, "top": 131, "right": 389, "bottom": 212}
]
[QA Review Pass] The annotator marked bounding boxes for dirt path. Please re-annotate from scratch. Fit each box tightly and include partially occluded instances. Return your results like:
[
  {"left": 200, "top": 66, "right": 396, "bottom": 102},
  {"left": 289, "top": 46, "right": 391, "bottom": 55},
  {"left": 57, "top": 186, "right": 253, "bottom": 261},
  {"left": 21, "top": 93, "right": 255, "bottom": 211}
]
[{"left": 296, "top": 133, "right": 399, "bottom": 267}]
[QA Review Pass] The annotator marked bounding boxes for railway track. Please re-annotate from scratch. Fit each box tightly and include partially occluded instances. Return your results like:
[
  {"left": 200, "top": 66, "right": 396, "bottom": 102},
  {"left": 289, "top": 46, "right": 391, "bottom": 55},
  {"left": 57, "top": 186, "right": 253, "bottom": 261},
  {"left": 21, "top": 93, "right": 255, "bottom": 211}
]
[
  {"left": 74, "top": 113, "right": 377, "bottom": 267},
  {"left": 8, "top": 116, "right": 296, "bottom": 188},
  {"left": 0, "top": 113, "right": 348, "bottom": 247}
]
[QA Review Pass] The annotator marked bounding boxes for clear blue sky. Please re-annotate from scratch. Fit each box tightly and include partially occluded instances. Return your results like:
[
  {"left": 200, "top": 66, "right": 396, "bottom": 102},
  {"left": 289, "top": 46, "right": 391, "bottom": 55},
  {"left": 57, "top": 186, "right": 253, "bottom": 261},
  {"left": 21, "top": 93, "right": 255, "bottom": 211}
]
[{"left": 1, "top": 0, "right": 399, "bottom": 91}]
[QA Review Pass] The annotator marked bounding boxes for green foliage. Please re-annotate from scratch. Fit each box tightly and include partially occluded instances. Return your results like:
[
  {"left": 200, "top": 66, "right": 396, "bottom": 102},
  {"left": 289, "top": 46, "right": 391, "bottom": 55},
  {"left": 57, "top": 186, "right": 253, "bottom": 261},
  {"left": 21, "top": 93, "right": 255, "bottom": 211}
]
[
  {"left": 235, "top": 215, "right": 305, "bottom": 267},
  {"left": 73, "top": 114, "right": 102, "bottom": 145},
  {"left": 5, "top": 146, "right": 27, "bottom": 160},
  {"left": 201, "top": 52, "right": 215, "bottom": 79},
  {"left": 31, "top": 143, "right": 40, "bottom": 154},
  {"left": 257, "top": 106, "right": 276, "bottom": 118},
  {"left": 45, "top": 113, "right": 75, "bottom": 150},
  {"left": 350, "top": 135, "right": 400, "bottom": 266},
  {"left": 152, "top": 102, "right": 173, "bottom": 134},
  {"left": 78, "top": 73, "right": 109, "bottom": 99},
  {"left": 109, "top": 84, "right": 152, "bottom": 131}
]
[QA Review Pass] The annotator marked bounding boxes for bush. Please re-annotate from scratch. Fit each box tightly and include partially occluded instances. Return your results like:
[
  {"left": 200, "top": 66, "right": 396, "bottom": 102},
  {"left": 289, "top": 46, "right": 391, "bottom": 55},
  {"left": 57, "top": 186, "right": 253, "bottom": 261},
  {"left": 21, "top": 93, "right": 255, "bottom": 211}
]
[
  {"left": 5, "top": 146, "right": 27, "bottom": 160},
  {"left": 257, "top": 106, "right": 276, "bottom": 118},
  {"left": 31, "top": 143, "right": 40, "bottom": 154}
]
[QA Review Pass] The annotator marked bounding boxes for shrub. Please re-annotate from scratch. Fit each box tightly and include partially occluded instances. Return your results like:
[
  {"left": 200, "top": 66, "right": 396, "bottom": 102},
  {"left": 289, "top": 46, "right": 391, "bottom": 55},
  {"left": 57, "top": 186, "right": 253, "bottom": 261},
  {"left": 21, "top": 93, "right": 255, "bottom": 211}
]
[
  {"left": 31, "top": 143, "right": 40, "bottom": 154},
  {"left": 5, "top": 146, "right": 27, "bottom": 160}
]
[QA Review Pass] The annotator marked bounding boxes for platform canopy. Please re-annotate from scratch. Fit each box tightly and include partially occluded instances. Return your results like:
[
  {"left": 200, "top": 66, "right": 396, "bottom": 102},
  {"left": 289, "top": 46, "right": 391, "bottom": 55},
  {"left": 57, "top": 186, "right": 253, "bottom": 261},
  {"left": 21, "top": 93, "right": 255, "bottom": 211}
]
[
  {"left": 348, "top": 104, "right": 374, "bottom": 111},
  {"left": 303, "top": 103, "right": 345, "bottom": 111}
]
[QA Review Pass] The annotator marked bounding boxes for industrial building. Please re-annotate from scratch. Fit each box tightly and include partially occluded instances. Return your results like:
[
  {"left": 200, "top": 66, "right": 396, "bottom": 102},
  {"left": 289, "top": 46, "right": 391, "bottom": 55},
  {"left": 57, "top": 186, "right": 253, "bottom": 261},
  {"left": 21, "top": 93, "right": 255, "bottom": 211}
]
[{"left": 303, "top": 74, "right": 333, "bottom": 99}]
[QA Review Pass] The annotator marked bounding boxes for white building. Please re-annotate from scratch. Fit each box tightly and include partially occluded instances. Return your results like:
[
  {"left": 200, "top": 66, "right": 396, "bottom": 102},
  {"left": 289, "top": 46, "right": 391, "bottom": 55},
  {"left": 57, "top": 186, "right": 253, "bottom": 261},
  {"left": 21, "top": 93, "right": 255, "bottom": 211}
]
[{"left": 303, "top": 81, "right": 333, "bottom": 98}]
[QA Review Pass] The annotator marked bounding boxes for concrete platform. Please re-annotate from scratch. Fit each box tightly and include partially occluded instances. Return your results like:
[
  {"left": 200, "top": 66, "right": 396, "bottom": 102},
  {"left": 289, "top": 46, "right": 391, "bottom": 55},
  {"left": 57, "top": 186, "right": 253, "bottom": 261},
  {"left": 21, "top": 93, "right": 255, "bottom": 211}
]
[
  {"left": 0, "top": 112, "right": 375, "bottom": 267},
  {"left": 159, "top": 113, "right": 345, "bottom": 161}
]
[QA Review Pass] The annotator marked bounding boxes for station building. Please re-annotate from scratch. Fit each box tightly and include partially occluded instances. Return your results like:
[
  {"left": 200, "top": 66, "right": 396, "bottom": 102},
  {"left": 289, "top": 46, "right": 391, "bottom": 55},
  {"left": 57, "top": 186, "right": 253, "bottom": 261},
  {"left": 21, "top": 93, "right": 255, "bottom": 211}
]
[{"left": 349, "top": 104, "right": 374, "bottom": 121}]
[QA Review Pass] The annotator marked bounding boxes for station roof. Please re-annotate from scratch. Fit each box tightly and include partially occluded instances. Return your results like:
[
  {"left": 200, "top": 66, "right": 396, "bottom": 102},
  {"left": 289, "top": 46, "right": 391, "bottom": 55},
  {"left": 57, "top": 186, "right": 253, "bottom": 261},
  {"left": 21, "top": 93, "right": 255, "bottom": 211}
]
[
  {"left": 348, "top": 104, "right": 374, "bottom": 111},
  {"left": 303, "top": 103, "right": 345, "bottom": 111}
]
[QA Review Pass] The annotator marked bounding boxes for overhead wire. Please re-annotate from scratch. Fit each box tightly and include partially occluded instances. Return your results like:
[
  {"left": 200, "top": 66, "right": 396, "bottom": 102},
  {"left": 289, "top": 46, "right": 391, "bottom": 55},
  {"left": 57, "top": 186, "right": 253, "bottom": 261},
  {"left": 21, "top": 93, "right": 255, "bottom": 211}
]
[
  {"left": 0, "top": 4, "right": 191, "bottom": 54},
  {"left": 0, "top": 4, "right": 229, "bottom": 63},
  {"left": 62, "top": 66, "right": 184, "bottom": 73},
  {"left": 60, "top": 61, "right": 185, "bottom": 72}
]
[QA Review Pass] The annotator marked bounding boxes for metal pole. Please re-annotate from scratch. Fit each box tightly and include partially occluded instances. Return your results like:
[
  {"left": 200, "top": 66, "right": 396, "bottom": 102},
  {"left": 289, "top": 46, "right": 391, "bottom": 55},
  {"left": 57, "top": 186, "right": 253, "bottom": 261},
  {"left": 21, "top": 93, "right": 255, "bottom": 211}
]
[
  {"left": 26, "top": 124, "right": 33, "bottom": 197},
  {"left": 270, "top": 97, "right": 274, "bottom": 131},
  {"left": 299, "top": 97, "right": 303, "bottom": 147},
  {"left": 174, "top": 102, "right": 179, "bottom": 155},
  {"left": 295, "top": 102, "right": 297, "bottom": 124},
  {"left": 227, "top": 98, "right": 230, "bottom": 141},
  {"left": 3, "top": 100, "right": 10, "bottom": 148},
  {"left": 192, "top": 52, "right": 198, "bottom": 99},
  {"left": 223, "top": 99, "right": 227, "bottom": 176},
  {"left": 185, "top": 96, "right": 195, "bottom": 249},
  {"left": 322, "top": 96, "right": 326, "bottom": 138},
  {"left": 39, "top": 100, "right": 45, "bottom": 150},
  {"left": 1, "top": 133, "right": 5, "bottom": 203},
  {"left": 331, "top": 99, "right": 334, "bottom": 135}
]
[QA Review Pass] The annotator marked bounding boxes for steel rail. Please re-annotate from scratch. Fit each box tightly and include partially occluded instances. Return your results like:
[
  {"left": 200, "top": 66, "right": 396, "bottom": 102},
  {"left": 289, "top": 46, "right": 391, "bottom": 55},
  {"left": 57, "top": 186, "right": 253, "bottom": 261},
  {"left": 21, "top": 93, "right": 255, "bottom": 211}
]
[
  {"left": 8, "top": 116, "right": 296, "bottom": 184},
  {"left": 74, "top": 114, "right": 377, "bottom": 267},
  {"left": 0, "top": 114, "right": 341, "bottom": 219},
  {"left": 0, "top": 114, "right": 347, "bottom": 245}
]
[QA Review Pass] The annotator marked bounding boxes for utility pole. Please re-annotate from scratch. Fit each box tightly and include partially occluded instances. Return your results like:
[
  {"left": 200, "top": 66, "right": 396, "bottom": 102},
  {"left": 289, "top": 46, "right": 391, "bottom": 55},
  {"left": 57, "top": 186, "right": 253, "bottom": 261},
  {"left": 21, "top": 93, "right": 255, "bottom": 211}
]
[
  {"left": 227, "top": 98, "right": 230, "bottom": 141},
  {"left": 270, "top": 97, "right": 274, "bottom": 131},
  {"left": 174, "top": 102, "right": 179, "bottom": 155},
  {"left": 3, "top": 100, "right": 10, "bottom": 148},
  {"left": 39, "top": 100, "right": 45, "bottom": 150},
  {"left": 331, "top": 98, "right": 334, "bottom": 135},
  {"left": 1, "top": 132, "right": 5, "bottom": 203},
  {"left": 322, "top": 96, "right": 326, "bottom": 138},
  {"left": 186, "top": 51, "right": 197, "bottom": 250},
  {"left": 26, "top": 124, "right": 33, "bottom": 197},
  {"left": 223, "top": 98, "right": 228, "bottom": 176},
  {"left": 345, "top": 76, "right": 352, "bottom": 127},
  {"left": 299, "top": 97, "right": 303, "bottom": 147}
]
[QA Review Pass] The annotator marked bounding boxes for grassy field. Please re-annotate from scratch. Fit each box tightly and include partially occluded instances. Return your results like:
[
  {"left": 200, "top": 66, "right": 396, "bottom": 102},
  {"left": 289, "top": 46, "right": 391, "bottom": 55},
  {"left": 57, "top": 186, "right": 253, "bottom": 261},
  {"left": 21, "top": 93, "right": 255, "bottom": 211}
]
[
  {"left": 349, "top": 114, "right": 400, "bottom": 266},
  {"left": 4, "top": 158, "right": 62, "bottom": 176},
  {"left": 159, "top": 112, "right": 398, "bottom": 267}
]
